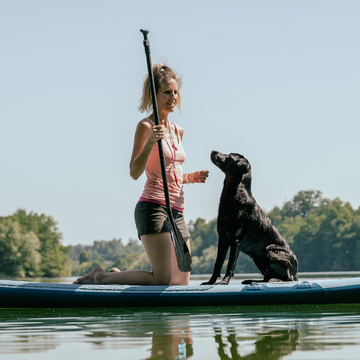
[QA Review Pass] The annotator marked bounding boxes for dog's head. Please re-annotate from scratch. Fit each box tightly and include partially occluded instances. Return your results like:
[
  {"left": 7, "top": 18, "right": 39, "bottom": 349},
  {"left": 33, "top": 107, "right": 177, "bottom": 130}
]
[{"left": 211, "top": 150, "right": 251, "bottom": 184}]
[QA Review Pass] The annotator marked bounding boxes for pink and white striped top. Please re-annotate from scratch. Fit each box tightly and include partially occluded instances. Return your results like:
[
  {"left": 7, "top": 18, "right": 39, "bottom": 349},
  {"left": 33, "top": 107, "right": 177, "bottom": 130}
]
[{"left": 139, "top": 118, "right": 186, "bottom": 211}]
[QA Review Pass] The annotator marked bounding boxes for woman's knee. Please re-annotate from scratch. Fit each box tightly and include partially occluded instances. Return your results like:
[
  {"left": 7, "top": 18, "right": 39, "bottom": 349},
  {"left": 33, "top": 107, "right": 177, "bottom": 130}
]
[
  {"left": 171, "top": 272, "right": 190, "bottom": 286},
  {"left": 152, "top": 271, "right": 172, "bottom": 285}
]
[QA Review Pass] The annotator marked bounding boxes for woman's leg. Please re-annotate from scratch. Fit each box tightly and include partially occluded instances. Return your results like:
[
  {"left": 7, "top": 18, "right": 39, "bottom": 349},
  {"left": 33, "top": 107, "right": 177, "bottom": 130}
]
[
  {"left": 170, "top": 237, "right": 191, "bottom": 285},
  {"left": 72, "top": 232, "right": 174, "bottom": 285}
]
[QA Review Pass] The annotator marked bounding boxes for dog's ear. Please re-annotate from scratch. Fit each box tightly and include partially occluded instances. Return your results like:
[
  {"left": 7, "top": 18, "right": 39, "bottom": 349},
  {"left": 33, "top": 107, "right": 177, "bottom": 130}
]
[
  {"left": 230, "top": 153, "right": 247, "bottom": 164},
  {"left": 224, "top": 158, "right": 250, "bottom": 180},
  {"left": 230, "top": 153, "right": 243, "bottom": 160},
  {"left": 230, "top": 154, "right": 250, "bottom": 172}
]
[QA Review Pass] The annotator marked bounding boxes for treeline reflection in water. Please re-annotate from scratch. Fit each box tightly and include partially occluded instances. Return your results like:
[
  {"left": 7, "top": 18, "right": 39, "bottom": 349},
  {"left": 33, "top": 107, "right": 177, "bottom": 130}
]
[
  {"left": 1, "top": 274, "right": 360, "bottom": 359},
  {"left": 1, "top": 304, "right": 360, "bottom": 359}
]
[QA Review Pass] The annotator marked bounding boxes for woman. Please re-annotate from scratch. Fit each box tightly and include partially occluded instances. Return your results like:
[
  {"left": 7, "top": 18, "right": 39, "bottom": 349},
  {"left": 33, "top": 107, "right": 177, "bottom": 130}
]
[{"left": 73, "top": 64, "right": 208, "bottom": 286}]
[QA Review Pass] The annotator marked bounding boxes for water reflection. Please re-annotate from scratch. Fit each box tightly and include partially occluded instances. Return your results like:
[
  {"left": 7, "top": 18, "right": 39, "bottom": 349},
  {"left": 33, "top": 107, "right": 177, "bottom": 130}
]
[
  {"left": 214, "top": 327, "right": 299, "bottom": 360},
  {"left": 144, "top": 325, "right": 193, "bottom": 360},
  {"left": 81, "top": 313, "right": 194, "bottom": 359},
  {"left": 1, "top": 304, "right": 360, "bottom": 359},
  {"left": 3, "top": 334, "right": 58, "bottom": 355}
]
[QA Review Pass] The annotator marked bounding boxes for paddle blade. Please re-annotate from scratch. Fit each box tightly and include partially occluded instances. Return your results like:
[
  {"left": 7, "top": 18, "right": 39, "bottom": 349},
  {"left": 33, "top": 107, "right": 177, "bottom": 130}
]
[{"left": 169, "top": 221, "right": 192, "bottom": 272}]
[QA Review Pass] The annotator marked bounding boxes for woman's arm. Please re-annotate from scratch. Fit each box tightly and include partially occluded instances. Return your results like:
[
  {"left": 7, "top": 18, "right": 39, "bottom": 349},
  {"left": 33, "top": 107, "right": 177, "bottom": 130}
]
[
  {"left": 183, "top": 171, "right": 209, "bottom": 184},
  {"left": 129, "top": 120, "right": 166, "bottom": 180}
]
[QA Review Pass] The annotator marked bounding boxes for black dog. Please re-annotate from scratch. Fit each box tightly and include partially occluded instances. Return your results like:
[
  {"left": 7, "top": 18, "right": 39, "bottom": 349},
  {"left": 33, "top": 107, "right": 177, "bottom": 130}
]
[{"left": 202, "top": 151, "right": 298, "bottom": 285}]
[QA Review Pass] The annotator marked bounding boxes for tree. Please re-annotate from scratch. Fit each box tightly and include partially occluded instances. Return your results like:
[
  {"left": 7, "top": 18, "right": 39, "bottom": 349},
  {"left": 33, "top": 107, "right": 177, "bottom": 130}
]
[
  {"left": 112, "top": 253, "right": 139, "bottom": 271},
  {"left": 188, "top": 218, "right": 218, "bottom": 257},
  {"left": 92, "top": 255, "right": 106, "bottom": 268},
  {"left": 69, "top": 238, "right": 145, "bottom": 275},
  {"left": 7, "top": 209, "right": 72, "bottom": 277},
  {"left": 268, "top": 191, "right": 360, "bottom": 272},
  {"left": 79, "top": 250, "right": 92, "bottom": 264},
  {"left": 281, "top": 190, "right": 324, "bottom": 218},
  {"left": 0, "top": 218, "right": 41, "bottom": 277}
]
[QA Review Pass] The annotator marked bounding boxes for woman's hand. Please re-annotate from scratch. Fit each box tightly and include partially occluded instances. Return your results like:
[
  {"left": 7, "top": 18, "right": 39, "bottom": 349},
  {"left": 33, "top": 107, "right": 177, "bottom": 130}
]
[
  {"left": 149, "top": 120, "right": 167, "bottom": 145},
  {"left": 187, "top": 170, "right": 209, "bottom": 184}
]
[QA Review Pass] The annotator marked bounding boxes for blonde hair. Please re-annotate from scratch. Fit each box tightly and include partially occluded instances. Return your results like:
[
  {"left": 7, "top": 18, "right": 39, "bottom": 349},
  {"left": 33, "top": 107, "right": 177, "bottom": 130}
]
[{"left": 138, "top": 64, "right": 182, "bottom": 113}]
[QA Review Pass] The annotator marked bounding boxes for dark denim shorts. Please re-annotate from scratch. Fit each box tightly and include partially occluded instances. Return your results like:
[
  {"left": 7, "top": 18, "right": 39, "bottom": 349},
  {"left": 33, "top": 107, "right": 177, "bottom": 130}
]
[{"left": 134, "top": 201, "right": 191, "bottom": 240}]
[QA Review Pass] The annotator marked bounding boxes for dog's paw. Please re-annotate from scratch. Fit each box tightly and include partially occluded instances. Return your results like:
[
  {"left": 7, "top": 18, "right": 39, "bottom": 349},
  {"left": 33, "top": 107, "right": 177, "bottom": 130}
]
[
  {"left": 201, "top": 281, "right": 214, "bottom": 285},
  {"left": 242, "top": 279, "right": 263, "bottom": 284},
  {"left": 214, "top": 276, "right": 231, "bottom": 285},
  {"left": 242, "top": 280, "right": 254, "bottom": 285},
  {"left": 201, "top": 276, "right": 220, "bottom": 285},
  {"left": 200, "top": 281, "right": 209, "bottom": 285}
]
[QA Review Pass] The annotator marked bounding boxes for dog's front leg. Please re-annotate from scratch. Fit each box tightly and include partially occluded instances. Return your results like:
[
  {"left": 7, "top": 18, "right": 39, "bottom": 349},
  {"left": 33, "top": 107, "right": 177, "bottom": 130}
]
[
  {"left": 201, "top": 237, "right": 229, "bottom": 285},
  {"left": 217, "top": 240, "right": 241, "bottom": 285}
]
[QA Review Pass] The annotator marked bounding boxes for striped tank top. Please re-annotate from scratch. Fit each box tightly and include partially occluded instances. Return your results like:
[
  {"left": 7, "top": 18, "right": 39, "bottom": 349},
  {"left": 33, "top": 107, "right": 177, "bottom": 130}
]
[{"left": 139, "top": 118, "right": 186, "bottom": 211}]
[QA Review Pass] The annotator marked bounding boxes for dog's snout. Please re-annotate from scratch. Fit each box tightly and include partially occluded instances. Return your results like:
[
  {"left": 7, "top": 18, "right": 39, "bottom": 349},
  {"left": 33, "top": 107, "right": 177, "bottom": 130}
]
[{"left": 210, "top": 150, "right": 220, "bottom": 163}]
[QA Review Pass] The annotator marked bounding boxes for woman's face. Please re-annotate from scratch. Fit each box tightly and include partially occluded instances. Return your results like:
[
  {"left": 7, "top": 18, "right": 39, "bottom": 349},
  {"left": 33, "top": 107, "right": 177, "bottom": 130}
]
[{"left": 156, "top": 78, "right": 179, "bottom": 113}]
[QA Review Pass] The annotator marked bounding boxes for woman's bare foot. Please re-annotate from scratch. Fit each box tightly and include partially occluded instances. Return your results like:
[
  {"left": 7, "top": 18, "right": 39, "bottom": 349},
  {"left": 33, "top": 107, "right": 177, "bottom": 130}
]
[
  {"left": 72, "top": 266, "right": 106, "bottom": 284},
  {"left": 108, "top": 267, "right": 121, "bottom": 273}
]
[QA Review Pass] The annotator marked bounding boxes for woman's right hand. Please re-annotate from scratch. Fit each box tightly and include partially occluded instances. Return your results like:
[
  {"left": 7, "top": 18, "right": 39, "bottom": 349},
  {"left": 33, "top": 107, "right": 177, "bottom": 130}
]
[{"left": 149, "top": 120, "right": 166, "bottom": 145}]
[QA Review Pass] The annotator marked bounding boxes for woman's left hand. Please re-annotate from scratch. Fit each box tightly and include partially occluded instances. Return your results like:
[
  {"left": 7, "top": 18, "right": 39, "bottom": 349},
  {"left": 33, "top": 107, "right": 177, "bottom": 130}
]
[{"left": 189, "top": 170, "right": 209, "bottom": 184}]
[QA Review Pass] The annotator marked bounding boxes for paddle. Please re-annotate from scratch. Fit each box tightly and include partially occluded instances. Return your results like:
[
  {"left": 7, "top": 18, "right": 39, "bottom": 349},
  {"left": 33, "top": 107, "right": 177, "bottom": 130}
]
[{"left": 140, "top": 29, "right": 192, "bottom": 272}]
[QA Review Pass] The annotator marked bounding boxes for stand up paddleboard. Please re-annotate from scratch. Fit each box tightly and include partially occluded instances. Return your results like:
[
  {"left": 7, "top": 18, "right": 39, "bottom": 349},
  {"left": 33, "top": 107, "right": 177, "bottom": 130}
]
[{"left": 1, "top": 277, "right": 360, "bottom": 308}]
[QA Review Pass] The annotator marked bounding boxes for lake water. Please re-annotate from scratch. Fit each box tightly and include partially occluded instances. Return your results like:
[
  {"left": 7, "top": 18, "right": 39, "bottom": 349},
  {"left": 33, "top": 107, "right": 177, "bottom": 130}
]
[{"left": 1, "top": 273, "right": 360, "bottom": 359}]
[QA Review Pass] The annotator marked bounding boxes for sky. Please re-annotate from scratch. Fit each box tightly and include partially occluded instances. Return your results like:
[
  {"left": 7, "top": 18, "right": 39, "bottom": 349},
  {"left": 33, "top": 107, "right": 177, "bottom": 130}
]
[{"left": 1, "top": 1, "right": 359, "bottom": 246}]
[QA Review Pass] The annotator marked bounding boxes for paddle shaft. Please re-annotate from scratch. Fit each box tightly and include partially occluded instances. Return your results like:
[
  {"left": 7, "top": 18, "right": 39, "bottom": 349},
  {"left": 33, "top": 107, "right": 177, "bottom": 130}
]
[
  {"left": 140, "top": 29, "right": 191, "bottom": 271},
  {"left": 140, "top": 29, "right": 172, "bottom": 215}
]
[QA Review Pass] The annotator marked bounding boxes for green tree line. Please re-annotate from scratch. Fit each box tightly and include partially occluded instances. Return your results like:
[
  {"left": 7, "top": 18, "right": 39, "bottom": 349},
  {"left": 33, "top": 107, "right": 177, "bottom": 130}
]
[
  {"left": 0, "top": 209, "right": 72, "bottom": 277},
  {"left": 69, "top": 238, "right": 148, "bottom": 276},
  {"left": 1, "top": 190, "right": 360, "bottom": 278},
  {"left": 268, "top": 190, "right": 360, "bottom": 271}
]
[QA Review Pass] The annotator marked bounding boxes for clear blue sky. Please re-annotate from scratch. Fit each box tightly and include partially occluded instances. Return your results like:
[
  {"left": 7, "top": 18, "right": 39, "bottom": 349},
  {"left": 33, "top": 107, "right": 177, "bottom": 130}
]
[{"left": 1, "top": 1, "right": 359, "bottom": 246}]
